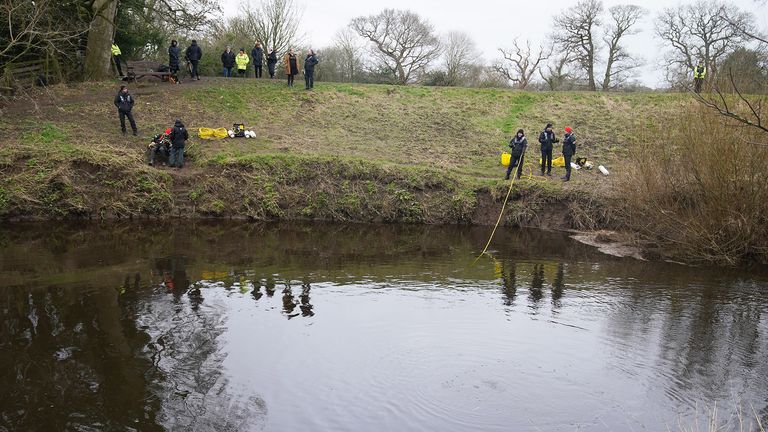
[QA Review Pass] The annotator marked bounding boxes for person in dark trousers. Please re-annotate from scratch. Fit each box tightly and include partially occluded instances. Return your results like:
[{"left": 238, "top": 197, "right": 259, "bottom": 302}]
[
  {"left": 111, "top": 42, "right": 124, "bottom": 77},
  {"left": 505, "top": 129, "right": 528, "bottom": 180},
  {"left": 168, "top": 40, "right": 180, "bottom": 77},
  {"left": 169, "top": 119, "right": 189, "bottom": 169},
  {"left": 538, "top": 123, "right": 559, "bottom": 176},
  {"left": 561, "top": 126, "right": 577, "bottom": 181},
  {"left": 251, "top": 42, "right": 264, "bottom": 78},
  {"left": 114, "top": 85, "right": 137, "bottom": 136},
  {"left": 693, "top": 62, "right": 706, "bottom": 94},
  {"left": 185, "top": 40, "right": 202, "bottom": 80},
  {"left": 284, "top": 48, "right": 300, "bottom": 87},
  {"left": 148, "top": 128, "right": 171, "bottom": 166},
  {"left": 221, "top": 46, "right": 235, "bottom": 78},
  {"left": 267, "top": 47, "right": 278, "bottom": 78},
  {"left": 304, "top": 49, "right": 318, "bottom": 90},
  {"left": 236, "top": 48, "right": 249, "bottom": 77}
]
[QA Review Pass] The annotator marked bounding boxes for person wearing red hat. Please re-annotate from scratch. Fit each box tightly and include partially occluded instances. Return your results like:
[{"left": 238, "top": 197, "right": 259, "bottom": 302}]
[
  {"left": 562, "top": 126, "right": 577, "bottom": 181},
  {"left": 147, "top": 127, "right": 172, "bottom": 166}
]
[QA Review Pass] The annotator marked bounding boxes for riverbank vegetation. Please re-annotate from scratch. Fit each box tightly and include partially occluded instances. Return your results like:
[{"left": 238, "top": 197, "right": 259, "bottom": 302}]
[{"left": 1, "top": 79, "right": 767, "bottom": 265}]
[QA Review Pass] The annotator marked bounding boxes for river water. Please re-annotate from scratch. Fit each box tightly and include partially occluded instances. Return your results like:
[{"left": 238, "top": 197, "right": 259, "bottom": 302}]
[{"left": 0, "top": 222, "right": 766, "bottom": 432}]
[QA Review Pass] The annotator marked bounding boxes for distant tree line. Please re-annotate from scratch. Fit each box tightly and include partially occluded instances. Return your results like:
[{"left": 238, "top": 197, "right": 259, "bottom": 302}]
[{"left": 1, "top": 0, "right": 765, "bottom": 92}]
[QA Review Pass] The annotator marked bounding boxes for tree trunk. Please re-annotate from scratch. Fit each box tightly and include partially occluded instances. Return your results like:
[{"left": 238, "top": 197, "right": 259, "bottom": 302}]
[{"left": 84, "top": 0, "right": 119, "bottom": 80}]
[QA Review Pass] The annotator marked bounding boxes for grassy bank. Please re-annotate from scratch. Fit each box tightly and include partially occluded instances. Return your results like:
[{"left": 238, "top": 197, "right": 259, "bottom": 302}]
[{"left": 1, "top": 79, "right": 685, "bottom": 237}]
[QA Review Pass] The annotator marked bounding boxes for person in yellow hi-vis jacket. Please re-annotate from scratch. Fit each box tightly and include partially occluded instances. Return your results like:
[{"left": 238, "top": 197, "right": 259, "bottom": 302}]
[
  {"left": 693, "top": 62, "right": 706, "bottom": 93},
  {"left": 111, "top": 42, "right": 124, "bottom": 77},
  {"left": 236, "top": 49, "right": 250, "bottom": 78}
]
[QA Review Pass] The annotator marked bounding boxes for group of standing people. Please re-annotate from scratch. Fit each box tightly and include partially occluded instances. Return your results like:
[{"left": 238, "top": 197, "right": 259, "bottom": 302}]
[
  {"left": 505, "top": 123, "right": 577, "bottom": 182},
  {"left": 219, "top": 44, "right": 319, "bottom": 90}
]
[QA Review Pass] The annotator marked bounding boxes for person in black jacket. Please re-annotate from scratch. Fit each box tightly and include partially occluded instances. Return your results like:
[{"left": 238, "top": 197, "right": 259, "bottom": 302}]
[
  {"left": 148, "top": 128, "right": 172, "bottom": 166},
  {"left": 561, "top": 126, "right": 576, "bottom": 181},
  {"left": 114, "top": 85, "right": 137, "bottom": 136},
  {"left": 505, "top": 129, "right": 528, "bottom": 180},
  {"left": 538, "top": 123, "right": 559, "bottom": 176},
  {"left": 221, "top": 46, "right": 235, "bottom": 78},
  {"left": 267, "top": 47, "right": 278, "bottom": 78},
  {"left": 168, "top": 40, "right": 180, "bottom": 77},
  {"left": 251, "top": 42, "right": 264, "bottom": 78},
  {"left": 304, "top": 49, "right": 318, "bottom": 90},
  {"left": 168, "top": 119, "right": 189, "bottom": 169},
  {"left": 185, "top": 40, "right": 202, "bottom": 80}
]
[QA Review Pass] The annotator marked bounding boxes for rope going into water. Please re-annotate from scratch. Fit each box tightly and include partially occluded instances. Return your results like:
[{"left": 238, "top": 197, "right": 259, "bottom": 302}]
[{"left": 475, "top": 146, "right": 531, "bottom": 263}]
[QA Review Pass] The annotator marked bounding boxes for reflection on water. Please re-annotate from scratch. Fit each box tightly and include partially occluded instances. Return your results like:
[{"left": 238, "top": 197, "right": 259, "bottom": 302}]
[{"left": 0, "top": 221, "right": 767, "bottom": 431}]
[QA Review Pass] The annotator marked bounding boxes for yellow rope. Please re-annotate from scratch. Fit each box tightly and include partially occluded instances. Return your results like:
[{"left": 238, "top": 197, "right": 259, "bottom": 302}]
[{"left": 474, "top": 149, "right": 531, "bottom": 263}]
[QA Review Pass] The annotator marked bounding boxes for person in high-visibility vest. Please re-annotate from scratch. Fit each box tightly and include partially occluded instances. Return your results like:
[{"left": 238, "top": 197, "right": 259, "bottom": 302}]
[
  {"left": 693, "top": 62, "right": 706, "bottom": 93},
  {"left": 111, "top": 42, "right": 124, "bottom": 77},
  {"left": 235, "top": 49, "right": 250, "bottom": 78}
]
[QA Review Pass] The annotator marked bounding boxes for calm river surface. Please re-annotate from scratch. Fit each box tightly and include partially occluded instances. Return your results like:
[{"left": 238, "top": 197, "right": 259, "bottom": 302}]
[{"left": 1, "top": 222, "right": 767, "bottom": 431}]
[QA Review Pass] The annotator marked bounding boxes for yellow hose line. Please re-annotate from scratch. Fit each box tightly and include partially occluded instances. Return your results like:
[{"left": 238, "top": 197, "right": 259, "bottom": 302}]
[{"left": 475, "top": 149, "right": 530, "bottom": 263}]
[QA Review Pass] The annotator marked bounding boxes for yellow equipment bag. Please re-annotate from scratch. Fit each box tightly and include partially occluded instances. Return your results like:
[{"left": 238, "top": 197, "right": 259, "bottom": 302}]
[
  {"left": 540, "top": 155, "right": 566, "bottom": 167},
  {"left": 501, "top": 153, "right": 511, "bottom": 166},
  {"left": 198, "top": 127, "right": 229, "bottom": 140}
]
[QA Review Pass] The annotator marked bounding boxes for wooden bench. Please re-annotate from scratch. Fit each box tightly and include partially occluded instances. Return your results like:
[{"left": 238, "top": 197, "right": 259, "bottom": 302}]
[
  {"left": 125, "top": 61, "right": 173, "bottom": 82},
  {"left": 1, "top": 61, "right": 46, "bottom": 96}
]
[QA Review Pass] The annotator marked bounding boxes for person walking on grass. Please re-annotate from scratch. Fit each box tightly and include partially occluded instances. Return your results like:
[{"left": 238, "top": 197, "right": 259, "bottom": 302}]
[
  {"left": 169, "top": 119, "right": 189, "bottom": 169},
  {"left": 221, "top": 46, "right": 235, "bottom": 78},
  {"left": 114, "top": 85, "right": 137, "bottom": 136},
  {"left": 267, "top": 47, "right": 278, "bottom": 78},
  {"left": 251, "top": 42, "right": 264, "bottom": 78},
  {"left": 236, "top": 49, "right": 250, "bottom": 77},
  {"left": 111, "top": 42, "right": 124, "bottom": 77},
  {"left": 185, "top": 40, "right": 202, "bottom": 80},
  {"left": 304, "top": 49, "right": 318, "bottom": 90},
  {"left": 285, "top": 48, "right": 300, "bottom": 87},
  {"left": 561, "top": 126, "right": 577, "bottom": 182},
  {"left": 505, "top": 129, "right": 528, "bottom": 180},
  {"left": 538, "top": 123, "right": 559, "bottom": 176}
]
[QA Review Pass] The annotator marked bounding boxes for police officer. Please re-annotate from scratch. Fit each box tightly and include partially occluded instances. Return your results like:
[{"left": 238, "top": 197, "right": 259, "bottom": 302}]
[
  {"left": 538, "top": 123, "right": 559, "bottom": 176},
  {"left": 693, "top": 62, "right": 707, "bottom": 93},
  {"left": 505, "top": 129, "right": 528, "bottom": 180},
  {"left": 561, "top": 126, "right": 576, "bottom": 182}
]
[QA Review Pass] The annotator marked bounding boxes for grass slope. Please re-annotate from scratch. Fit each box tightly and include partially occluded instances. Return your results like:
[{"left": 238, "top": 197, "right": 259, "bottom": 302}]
[{"left": 0, "top": 78, "right": 688, "bottom": 225}]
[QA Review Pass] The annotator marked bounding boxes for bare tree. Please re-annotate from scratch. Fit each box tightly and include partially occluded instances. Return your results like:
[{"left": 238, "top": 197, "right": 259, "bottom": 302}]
[
  {"left": 441, "top": 31, "right": 480, "bottom": 86},
  {"left": 655, "top": 0, "right": 754, "bottom": 85},
  {"left": 540, "top": 54, "right": 574, "bottom": 91},
  {"left": 601, "top": 4, "right": 645, "bottom": 90},
  {"left": 0, "top": 0, "right": 87, "bottom": 64},
  {"left": 494, "top": 39, "right": 551, "bottom": 89},
  {"left": 692, "top": 5, "right": 767, "bottom": 137},
  {"left": 553, "top": 0, "right": 603, "bottom": 91},
  {"left": 239, "top": 0, "right": 304, "bottom": 55},
  {"left": 333, "top": 27, "right": 365, "bottom": 82},
  {"left": 350, "top": 9, "right": 441, "bottom": 85},
  {"left": 85, "top": 0, "right": 120, "bottom": 80}
]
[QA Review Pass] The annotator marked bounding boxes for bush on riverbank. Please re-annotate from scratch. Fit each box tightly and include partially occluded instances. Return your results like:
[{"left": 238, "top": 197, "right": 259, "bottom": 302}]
[{"left": 620, "top": 107, "right": 768, "bottom": 264}]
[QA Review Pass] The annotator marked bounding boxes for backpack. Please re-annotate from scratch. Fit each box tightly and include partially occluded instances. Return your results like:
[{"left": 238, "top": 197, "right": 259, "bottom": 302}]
[{"left": 233, "top": 123, "right": 246, "bottom": 138}]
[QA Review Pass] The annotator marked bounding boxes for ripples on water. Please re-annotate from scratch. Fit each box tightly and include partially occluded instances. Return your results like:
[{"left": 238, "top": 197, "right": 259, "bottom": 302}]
[{"left": 0, "top": 222, "right": 766, "bottom": 431}]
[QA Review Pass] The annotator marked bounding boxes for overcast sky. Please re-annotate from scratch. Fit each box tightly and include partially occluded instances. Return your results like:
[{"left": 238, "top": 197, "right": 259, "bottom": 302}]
[{"left": 219, "top": 0, "right": 766, "bottom": 88}]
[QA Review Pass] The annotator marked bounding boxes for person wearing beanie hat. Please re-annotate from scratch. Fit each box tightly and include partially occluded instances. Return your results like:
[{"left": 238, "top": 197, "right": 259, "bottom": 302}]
[
  {"left": 168, "top": 119, "right": 189, "bottom": 169},
  {"left": 562, "top": 126, "right": 577, "bottom": 181},
  {"left": 538, "top": 123, "right": 559, "bottom": 176},
  {"left": 148, "top": 127, "right": 173, "bottom": 166},
  {"left": 505, "top": 128, "right": 528, "bottom": 180}
]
